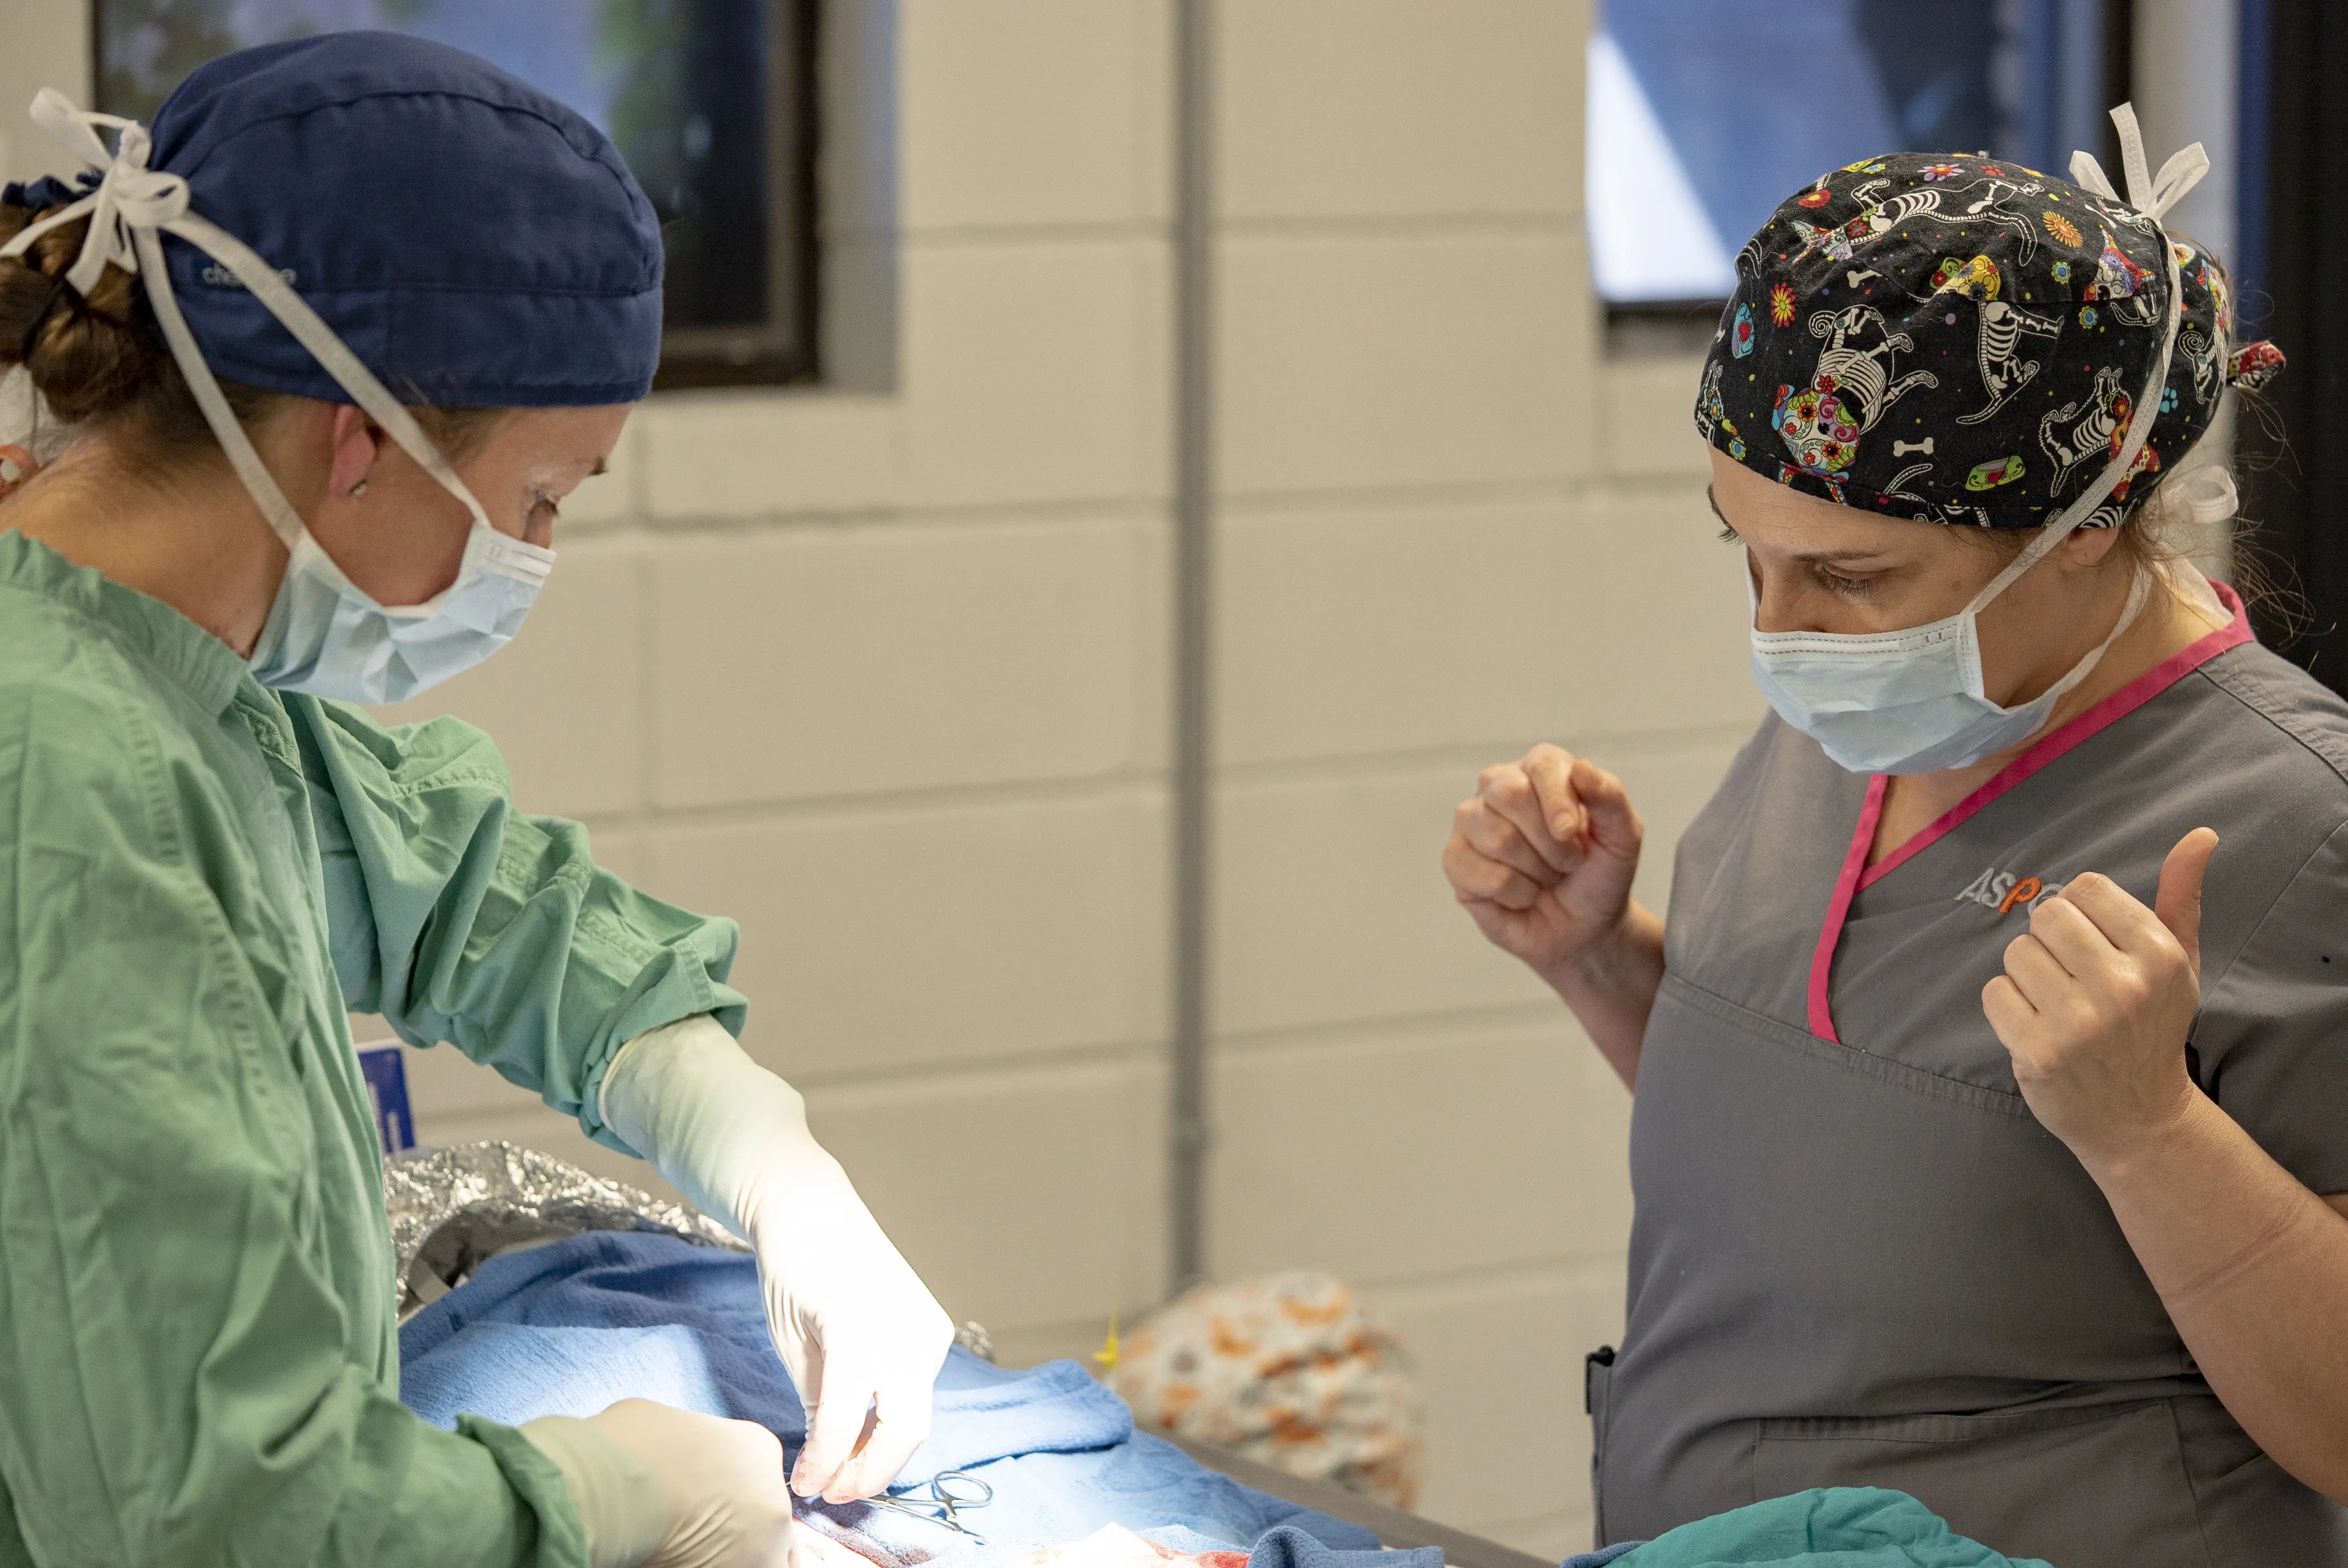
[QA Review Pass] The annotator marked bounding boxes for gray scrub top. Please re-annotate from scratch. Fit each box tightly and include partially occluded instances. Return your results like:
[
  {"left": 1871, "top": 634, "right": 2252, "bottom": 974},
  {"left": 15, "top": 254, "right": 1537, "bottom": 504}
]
[{"left": 1590, "top": 595, "right": 2348, "bottom": 1565}]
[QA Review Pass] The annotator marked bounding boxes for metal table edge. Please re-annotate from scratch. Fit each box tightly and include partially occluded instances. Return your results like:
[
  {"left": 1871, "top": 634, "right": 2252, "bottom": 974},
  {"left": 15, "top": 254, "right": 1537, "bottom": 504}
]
[{"left": 1158, "top": 1433, "right": 1562, "bottom": 1568}]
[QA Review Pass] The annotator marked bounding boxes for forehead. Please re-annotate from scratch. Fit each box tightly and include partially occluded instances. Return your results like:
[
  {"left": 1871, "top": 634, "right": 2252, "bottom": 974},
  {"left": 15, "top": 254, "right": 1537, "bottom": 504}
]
[
  {"left": 485, "top": 404, "right": 632, "bottom": 466},
  {"left": 1708, "top": 448, "right": 1943, "bottom": 554}
]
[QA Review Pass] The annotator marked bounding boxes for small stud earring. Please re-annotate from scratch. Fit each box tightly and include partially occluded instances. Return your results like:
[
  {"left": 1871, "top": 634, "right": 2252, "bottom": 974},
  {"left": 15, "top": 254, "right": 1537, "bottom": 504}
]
[{"left": 349, "top": 480, "right": 368, "bottom": 497}]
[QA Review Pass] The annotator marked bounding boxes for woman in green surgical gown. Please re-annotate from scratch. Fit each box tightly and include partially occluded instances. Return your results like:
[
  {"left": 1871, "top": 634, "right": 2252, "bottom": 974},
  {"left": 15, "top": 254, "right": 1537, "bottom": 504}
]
[{"left": 0, "top": 34, "right": 949, "bottom": 1568}]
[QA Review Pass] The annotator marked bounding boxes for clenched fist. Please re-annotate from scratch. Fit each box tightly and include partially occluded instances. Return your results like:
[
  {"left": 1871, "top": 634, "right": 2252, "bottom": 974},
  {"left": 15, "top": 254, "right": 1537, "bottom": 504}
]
[
  {"left": 1982, "top": 828, "right": 2217, "bottom": 1167},
  {"left": 1443, "top": 744, "right": 1645, "bottom": 983}
]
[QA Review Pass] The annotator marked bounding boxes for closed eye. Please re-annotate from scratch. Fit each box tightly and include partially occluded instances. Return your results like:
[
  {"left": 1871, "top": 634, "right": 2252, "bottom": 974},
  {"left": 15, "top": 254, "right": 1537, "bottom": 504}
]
[{"left": 1815, "top": 564, "right": 1877, "bottom": 599}]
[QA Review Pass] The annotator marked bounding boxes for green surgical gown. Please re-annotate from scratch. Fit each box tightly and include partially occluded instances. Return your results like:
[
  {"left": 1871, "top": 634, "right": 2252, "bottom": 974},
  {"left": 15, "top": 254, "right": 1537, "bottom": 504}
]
[{"left": 0, "top": 531, "right": 748, "bottom": 1566}]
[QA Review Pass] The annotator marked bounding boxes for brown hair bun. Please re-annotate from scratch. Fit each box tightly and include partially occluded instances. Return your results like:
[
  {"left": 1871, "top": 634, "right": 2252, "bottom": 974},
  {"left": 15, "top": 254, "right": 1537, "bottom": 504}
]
[{"left": 0, "top": 205, "right": 184, "bottom": 426}]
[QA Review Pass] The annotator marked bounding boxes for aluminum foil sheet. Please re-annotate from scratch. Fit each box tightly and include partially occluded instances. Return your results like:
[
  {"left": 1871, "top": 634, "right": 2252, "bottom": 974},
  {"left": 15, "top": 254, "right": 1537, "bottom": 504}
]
[
  {"left": 385, "top": 1140, "right": 998, "bottom": 1361},
  {"left": 385, "top": 1139, "right": 745, "bottom": 1319}
]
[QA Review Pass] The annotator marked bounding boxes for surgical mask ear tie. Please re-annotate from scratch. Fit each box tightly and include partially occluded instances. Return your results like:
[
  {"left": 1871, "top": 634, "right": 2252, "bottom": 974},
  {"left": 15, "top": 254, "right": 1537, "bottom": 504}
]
[
  {"left": 0, "top": 87, "right": 498, "bottom": 551},
  {"left": 1963, "top": 101, "right": 2207, "bottom": 619}
]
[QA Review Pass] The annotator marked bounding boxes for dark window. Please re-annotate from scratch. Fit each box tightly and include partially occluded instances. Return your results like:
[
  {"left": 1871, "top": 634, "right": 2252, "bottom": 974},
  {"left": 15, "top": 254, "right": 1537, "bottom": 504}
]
[
  {"left": 92, "top": 0, "right": 818, "bottom": 389},
  {"left": 2233, "top": 0, "right": 2347, "bottom": 693},
  {"left": 1589, "top": 0, "right": 2131, "bottom": 313}
]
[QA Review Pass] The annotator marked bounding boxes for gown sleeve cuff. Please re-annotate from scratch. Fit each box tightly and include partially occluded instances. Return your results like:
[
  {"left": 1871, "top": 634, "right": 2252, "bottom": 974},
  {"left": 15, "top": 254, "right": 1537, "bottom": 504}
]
[{"left": 513, "top": 1415, "right": 667, "bottom": 1568}]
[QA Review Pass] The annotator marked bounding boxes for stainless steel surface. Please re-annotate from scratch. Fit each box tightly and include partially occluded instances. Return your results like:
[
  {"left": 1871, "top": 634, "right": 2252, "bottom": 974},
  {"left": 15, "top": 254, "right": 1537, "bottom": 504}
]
[{"left": 1160, "top": 1434, "right": 1560, "bottom": 1568}]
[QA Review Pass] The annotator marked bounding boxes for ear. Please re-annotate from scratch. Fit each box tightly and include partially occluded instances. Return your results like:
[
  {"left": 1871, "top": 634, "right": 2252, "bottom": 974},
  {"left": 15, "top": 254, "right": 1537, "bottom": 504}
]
[
  {"left": 326, "top": 406, "right": 387, "bottom": 498},
  {"left": 2060, "top": 524, "right": 2124, "bottom": 569}
]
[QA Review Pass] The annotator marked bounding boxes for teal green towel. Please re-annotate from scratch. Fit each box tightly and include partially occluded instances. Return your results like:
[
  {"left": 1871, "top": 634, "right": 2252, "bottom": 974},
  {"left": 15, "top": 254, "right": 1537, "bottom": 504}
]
[{"left": 1615, "top": 1488, "right": 2054, "bottom": 1567}]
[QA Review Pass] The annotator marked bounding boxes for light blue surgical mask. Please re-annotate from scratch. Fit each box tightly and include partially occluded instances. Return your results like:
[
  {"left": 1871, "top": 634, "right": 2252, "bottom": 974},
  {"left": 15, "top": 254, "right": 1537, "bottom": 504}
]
[
  {"left": 0, "top": 91, "right": 552, "bottom": 704},
  {"left": 1748, "top": 559, "right": 2151, "bottom": 775},
  {"left": 246, "top": 520, "right": 553, "bottom": 703},
  {"left": 167, "top": 221, "right": 555, "bottom": 705}
]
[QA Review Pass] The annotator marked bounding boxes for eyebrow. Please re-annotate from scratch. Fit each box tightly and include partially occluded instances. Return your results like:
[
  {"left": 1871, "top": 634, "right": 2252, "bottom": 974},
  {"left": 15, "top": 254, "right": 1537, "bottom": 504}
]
[{"left": 1707, "top": 485, "right": 1894, "bottom": 566}]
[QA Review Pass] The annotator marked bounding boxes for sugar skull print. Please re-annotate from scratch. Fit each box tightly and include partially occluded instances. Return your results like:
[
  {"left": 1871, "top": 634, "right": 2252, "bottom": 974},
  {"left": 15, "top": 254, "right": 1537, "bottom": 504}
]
[{"left": 1772, "top": 305, "right": 1938, "bottom": 479}]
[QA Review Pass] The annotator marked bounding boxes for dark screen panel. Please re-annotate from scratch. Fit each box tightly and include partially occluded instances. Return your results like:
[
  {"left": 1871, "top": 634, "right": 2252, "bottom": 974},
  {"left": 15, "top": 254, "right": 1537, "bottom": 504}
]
[{"left": 90, "top": 0, "right": 817, "bottom": 387}]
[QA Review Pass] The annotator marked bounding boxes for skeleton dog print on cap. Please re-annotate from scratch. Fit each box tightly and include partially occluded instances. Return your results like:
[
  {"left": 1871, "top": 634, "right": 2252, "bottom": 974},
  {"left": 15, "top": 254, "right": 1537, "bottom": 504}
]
[{"left": 1697, "top": 144, "right": 2282, "bottom": 529}]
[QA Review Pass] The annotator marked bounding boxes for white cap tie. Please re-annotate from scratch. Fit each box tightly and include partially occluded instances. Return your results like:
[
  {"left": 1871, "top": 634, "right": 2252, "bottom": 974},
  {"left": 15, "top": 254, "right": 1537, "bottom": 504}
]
[
  {"left": 1963, "top": 102, "right": 2210, "bottom": 600},
  {"left": 2141, "top": 463, "right": 2240, "bottom": 531},
  {"left": 0, "top": 88, "right": 494, "bottom": 552},
  {"left": 19, "top": 89, "right": 190, "bottom": 294},
  {"left": 2068, "top": 101, "right": 2210, "bottom": 223}
]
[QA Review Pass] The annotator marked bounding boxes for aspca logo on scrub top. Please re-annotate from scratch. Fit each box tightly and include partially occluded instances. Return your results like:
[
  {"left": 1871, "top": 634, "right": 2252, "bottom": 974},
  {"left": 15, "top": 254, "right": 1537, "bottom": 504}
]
[
  {"left": 200, "top": 263, "right": 297, "bottom": 288},
  {"left": 1955, "top": 865, "right": 2062, "bottom": 915}
]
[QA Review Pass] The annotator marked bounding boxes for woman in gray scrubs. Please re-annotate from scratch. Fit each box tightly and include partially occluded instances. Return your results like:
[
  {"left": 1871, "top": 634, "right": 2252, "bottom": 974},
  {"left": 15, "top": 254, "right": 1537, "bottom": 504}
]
[{"left": 1444, "top": 121, "right": 2345, "bottom": 1564}]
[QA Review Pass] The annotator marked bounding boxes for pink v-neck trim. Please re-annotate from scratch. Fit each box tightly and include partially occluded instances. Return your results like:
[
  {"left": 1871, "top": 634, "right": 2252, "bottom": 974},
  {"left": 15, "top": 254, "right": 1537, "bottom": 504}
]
[
  {"left": 1808, "top": 774, "right": 1889, "bottom": 1041},
  {"left": 1805, "top": 582, "right": 2252, "bottom": 1044}
]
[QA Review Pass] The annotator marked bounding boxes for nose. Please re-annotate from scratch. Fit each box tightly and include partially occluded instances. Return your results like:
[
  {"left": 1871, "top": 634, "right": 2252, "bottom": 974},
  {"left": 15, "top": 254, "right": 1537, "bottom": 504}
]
[
  {"left": 1747, "top": 559, "right": 1824, "bottom": 637},
  {"left": 1744, "top": 555, "right": 1783, "bottom": 633}
]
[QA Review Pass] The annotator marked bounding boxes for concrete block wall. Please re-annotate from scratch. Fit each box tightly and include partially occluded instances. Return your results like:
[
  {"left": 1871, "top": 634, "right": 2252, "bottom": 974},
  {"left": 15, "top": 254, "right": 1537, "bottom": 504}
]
[
  {"left": 364, "top": 0, "right": 1185, "bottom": 1379},
  {"left": 2, "top": 1, "right": 1756, "bottom": 1550},
  {"left": 1199, "top": 3, "right": 1757, "bottom": 1552}
]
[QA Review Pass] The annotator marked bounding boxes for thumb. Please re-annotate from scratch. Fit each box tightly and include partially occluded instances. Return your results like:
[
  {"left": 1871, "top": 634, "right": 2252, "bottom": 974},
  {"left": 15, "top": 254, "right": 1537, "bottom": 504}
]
[
  {"left": 795, "top": 1352, "right": 877, "bottom": 1501},
  {"left": 1569, "top": 759, "right": 1642, "bottom": 860},
  {"left": 2155, "top": 827, "right": 2218, "bottom": 971}
]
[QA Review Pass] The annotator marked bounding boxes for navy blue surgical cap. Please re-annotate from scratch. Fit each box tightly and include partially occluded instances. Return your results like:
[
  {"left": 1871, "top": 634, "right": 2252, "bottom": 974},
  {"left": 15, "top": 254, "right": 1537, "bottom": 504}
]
[{"left": 33, "top": 32, "right": 665, "bottom": 408}]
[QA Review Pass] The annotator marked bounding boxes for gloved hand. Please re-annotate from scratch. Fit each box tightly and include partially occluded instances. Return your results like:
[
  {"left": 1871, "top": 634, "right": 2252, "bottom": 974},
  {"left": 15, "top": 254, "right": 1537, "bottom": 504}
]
[
  {"left": 600, "top": 1016, "right": 955, "bottom": 1503},
  {"left": 521, "top": 1399, "right": 796, "bottom": 1568}
]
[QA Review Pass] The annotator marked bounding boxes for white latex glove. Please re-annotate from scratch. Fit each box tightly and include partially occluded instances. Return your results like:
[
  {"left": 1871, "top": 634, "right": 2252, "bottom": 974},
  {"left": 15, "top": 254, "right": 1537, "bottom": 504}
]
[
  {"left": 600, "top": 1016, "right": 955, "bottom": 1503},
  {"left": 521, "top": 1400, "right": 795, "bottom": 1568}
]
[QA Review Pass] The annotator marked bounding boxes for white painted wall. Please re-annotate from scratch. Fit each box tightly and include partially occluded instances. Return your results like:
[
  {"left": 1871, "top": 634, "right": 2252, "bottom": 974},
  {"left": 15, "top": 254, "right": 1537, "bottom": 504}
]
[
  {"left": 0, "top": 3, "right": 88, "bottom": 183},
  {"left": 2, "top": 2, "right": 1754, "bottom": 1552}
]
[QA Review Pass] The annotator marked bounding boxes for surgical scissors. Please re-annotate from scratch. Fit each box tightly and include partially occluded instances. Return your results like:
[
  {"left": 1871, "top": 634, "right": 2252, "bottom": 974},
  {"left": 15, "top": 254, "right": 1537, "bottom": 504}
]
[{"left": 857, "top": 1470, "right": 993, "bottom": 1543}]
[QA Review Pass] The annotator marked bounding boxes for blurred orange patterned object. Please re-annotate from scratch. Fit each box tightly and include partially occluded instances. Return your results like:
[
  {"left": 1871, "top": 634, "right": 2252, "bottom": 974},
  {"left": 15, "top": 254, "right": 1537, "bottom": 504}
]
[{"left": 1109, "top": 1273, "right": 1426, "bottom": 1510}]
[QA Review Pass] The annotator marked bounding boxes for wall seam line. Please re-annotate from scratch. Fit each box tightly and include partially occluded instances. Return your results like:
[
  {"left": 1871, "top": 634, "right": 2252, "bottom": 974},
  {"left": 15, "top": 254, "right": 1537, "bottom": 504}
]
[{"left": 1167, "top": 0, "right": 1214, "bottom": 1295}]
